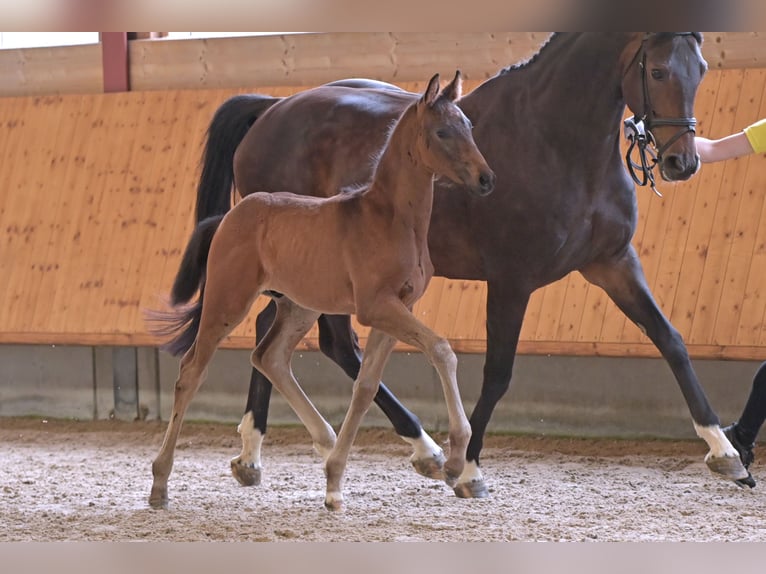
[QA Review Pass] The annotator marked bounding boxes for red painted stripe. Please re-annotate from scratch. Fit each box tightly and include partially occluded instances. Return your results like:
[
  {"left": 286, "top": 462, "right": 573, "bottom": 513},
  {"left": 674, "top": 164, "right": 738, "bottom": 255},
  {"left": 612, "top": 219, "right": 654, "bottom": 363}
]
[{"left": 101, "top": 32, "right": 129, "bottom": 93}]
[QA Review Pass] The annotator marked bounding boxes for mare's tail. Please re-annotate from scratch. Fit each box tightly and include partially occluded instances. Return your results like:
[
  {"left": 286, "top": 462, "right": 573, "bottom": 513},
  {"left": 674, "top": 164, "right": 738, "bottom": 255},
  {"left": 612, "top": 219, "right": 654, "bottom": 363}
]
[
  {"left": 195, "top": 94, "right": 281, "bottom": 222},
  {"left": 147, "top": 216, "right": 224, "bottom": 356}
]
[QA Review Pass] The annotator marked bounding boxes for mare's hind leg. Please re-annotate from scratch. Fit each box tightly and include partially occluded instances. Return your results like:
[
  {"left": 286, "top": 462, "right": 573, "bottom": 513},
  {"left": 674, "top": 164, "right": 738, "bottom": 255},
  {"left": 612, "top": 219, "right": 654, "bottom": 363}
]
[
  {"left": 231, "top": 300, "right": 278, "bottom": 487},
  {"left": 581, "top": 247, "right": 748, "bottom": 482},
  {"left": 150, "top": 292, "right": 254, "bottom": 508},
  {"left": 251, "top": 298, "right": 336, "bottom": 463},
  {"left": 317, "top": 314, "right": 445, "bottom": 479},
  {"left": 324, "top": 328, "right": 397, "bottom": 510}
]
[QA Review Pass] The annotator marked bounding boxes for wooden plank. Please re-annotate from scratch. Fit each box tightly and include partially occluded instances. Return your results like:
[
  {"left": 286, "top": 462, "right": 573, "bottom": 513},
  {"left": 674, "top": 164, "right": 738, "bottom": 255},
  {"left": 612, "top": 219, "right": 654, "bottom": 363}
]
[
  {"left": 48, "top": 94, "right": 106, "bottom": 335},
  {"left": 22, "top": 95, "right": 72, "bottom": 334},
  {"left": 0, "top": 43, "right": 102, "bottom": 96},
  {"left": 670, "top": 70, "right": 741, "bottom": 340},
  {"left": 648, "top": 71, "right": 723, "bottom": 336},
  {"left": 0, "top": 97, "right": 31, "bottom": 330},
  {"left": 699, "top": 69, "right": 766, "bottom": 345}
]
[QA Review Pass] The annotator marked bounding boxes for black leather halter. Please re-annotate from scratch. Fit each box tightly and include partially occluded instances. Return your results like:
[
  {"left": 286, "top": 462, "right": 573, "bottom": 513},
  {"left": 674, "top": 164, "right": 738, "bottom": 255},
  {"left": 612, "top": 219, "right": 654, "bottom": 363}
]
[{"left": 624, "top": 33, "right": 700, "bottom": 196}]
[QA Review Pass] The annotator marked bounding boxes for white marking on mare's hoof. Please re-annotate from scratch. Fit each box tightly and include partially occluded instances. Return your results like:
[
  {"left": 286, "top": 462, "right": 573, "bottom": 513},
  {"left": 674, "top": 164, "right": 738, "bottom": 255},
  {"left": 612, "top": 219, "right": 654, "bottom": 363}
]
[
  {"left": 402, "top": 432, "right": 446, "bottom": 480},
  {"left": 452, "top": 461, "right": 489, "bottom": 499},
  {"left": 695, "top": 423, "right": 750, "bottom": 481}
]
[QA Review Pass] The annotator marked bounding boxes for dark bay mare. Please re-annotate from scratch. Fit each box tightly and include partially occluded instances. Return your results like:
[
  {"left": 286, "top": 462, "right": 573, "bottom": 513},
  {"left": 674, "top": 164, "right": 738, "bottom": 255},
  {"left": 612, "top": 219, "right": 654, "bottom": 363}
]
[
  {"left": 192, "top": 33, "right": 750, "bottom": 497},
  {"left": 149, "top": 73, "right": 495, "bottom": 510}
]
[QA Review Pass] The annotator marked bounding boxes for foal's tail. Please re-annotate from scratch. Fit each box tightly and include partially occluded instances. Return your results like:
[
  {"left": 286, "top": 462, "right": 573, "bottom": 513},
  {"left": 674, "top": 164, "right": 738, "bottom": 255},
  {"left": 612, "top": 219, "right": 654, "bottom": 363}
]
[
  {"left": 147, "top": 216, "right": 224, "bottom": 357},
  {"left": 195, "top": 94, "right": 281, "bottom": 222}
]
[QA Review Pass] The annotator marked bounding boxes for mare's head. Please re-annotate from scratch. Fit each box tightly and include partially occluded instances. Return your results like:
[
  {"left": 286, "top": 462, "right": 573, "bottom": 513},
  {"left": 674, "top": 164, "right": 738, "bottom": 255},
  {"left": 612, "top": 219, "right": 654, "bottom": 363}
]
[
  {"left": 416, "top": 71, "right": 495, "bottom": 196},
  {"left": 621, "top": 32, "right": 706, "bottom": 182}
]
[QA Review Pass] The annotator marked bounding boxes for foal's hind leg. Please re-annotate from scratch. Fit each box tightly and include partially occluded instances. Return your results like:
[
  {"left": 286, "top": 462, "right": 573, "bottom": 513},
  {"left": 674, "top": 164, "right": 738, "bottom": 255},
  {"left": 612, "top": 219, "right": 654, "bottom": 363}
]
[
  {"left": 324, "top": 328, "right": 397, "bottom": 511},
  {"left": 150, "top": 295, "right": 253, "bottom": 508},
  {"left": 317, "top": 314, "right": 445, "bottom": 479},
  {"left": 581, "top": 248, "right": 748, "bottom": 482},
  {"left": 251, "top": 298, "right": 337, "bottom": 463}
]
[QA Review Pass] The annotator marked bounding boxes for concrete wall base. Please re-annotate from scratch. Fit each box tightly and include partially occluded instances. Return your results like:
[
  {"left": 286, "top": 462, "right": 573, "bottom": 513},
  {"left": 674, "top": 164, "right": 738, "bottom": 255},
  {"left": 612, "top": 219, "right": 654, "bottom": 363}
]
[{"left": 0, "top": 344, "right": 761, "bottom": 440}]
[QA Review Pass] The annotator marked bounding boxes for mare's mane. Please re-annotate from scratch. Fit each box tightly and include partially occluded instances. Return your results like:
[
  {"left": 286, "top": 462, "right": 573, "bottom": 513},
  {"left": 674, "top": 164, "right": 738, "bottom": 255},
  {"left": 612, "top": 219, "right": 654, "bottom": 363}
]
[{"left": 499, "top": 32, "right": 563, "bottom": 74}]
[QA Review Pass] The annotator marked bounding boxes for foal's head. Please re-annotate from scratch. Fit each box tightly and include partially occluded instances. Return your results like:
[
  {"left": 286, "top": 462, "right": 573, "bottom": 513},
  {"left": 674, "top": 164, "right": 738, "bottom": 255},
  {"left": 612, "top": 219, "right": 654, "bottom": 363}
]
[{"left": 416, "top": 71, "right": 495, "bottom": 196}]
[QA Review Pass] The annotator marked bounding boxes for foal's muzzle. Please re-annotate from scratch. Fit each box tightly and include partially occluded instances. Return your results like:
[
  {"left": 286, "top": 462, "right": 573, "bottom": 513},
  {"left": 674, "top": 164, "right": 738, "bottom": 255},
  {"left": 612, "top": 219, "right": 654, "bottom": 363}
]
[{"left": 475, "top": 169, "right": 496, "bottom": 196}]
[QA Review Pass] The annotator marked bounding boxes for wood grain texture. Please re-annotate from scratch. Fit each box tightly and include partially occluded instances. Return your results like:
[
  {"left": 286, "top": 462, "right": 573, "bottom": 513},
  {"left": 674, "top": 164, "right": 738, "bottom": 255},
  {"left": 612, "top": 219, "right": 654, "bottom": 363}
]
[{"left": 1, "top": 69, "right": 766, "bottom": 360}]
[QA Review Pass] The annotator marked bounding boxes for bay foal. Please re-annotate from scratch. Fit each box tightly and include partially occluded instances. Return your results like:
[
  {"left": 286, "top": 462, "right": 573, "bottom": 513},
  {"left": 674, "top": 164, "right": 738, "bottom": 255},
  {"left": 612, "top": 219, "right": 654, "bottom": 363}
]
[{"left": 149, "top": 71, "right": 496, "bottom": 510}]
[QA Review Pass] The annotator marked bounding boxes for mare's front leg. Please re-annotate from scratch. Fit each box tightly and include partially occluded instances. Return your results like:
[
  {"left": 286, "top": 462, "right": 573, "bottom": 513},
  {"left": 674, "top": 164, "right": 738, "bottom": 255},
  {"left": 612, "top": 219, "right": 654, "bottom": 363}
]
[
  {"left": 455, "top": 281, "right": 529, "bottom": 499},
  {"left": 317, "top": 314, "right": 445, "bottom": 478},
  {"left": 581, "top": 246, "right": 748, "bottom": 482}
]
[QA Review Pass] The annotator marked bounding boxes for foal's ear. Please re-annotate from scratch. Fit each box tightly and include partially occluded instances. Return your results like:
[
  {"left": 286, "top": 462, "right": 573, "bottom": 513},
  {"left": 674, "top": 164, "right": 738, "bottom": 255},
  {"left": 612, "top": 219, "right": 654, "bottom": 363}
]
[
  {"left": 422, "top": 73, "right": 441, "bottom": 107},
  {"left": 440, "top": 70, "right": 463, "bottom": 102}
]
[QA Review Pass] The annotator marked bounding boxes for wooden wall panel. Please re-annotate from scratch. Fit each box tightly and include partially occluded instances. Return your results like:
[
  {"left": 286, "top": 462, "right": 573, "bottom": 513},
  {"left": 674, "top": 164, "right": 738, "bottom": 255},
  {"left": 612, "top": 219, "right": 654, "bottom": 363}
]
[
  {"left": 1, "top": 69, "right": 766, "bottom": 360},
  {"left": 2, "top": 33, "right": 766, "bottom": 97}
]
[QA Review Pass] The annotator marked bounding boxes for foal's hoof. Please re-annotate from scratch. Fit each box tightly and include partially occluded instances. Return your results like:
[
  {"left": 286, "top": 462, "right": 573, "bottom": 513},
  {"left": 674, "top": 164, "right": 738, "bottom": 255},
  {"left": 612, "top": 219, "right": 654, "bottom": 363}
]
[
  {"left": 453, "top": 478, "right": 489, "bottom": 499},
  {"left": 148, "top": 486, "right": 168, "bottom": 510},
  {"left": 705, "top": 453, "right": 750, "bottom": 481},
  {"left": 411, "top": 450, "right": 446, "bottom": 480},
  {"left": 230, "top": 458, "right": 262, "bottom": 487},
  {"left": 324, "top": 492, "right": 344, "bottom": 512}
]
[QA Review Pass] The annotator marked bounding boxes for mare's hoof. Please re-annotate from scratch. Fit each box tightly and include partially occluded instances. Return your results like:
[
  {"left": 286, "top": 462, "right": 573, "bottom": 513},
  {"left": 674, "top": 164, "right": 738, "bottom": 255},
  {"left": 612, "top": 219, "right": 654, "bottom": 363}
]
[
  {"left": 230, "top": 459, "right": 262, "bottom": 487},
  {"left": 705, "top": 453, "right": 750, "bottom": 481},
  {"left": 324, "top": 493, "right": 344, "bottom": 512},
  {"left": 734, "top": 473, "right": 757, "bottom": 489},
  {"left": 411, "top": 450, "right": 446, "bottom": 480},
  {"left": 148, "top": 486, "right": 168, "bottom": 510},
  {"left": 722, "top": 423, "right": 756, "bottom": 489},
  {"left": 453, "top": 479, "right": 489, "bottom": 499}
]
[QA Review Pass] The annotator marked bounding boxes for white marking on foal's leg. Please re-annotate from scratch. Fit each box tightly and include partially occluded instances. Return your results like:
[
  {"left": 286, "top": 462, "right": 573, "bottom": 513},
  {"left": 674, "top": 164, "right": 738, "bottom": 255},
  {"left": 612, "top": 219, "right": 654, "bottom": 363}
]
[
  {"left": 694, "top": 423, "right": 738, "bottom": 458},
  {"left": 230, "top": 412, "right": 264, "bottom": 486},
  {"left": 402, "top": 431, "right": 446, "bottom": 479}
]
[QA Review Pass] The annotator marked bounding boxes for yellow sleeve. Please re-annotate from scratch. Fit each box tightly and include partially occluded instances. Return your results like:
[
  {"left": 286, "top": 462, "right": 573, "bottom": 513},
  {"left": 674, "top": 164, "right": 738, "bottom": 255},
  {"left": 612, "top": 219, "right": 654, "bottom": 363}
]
[{"left": 744, "top": 118, "right": 766, "bottom": 153}]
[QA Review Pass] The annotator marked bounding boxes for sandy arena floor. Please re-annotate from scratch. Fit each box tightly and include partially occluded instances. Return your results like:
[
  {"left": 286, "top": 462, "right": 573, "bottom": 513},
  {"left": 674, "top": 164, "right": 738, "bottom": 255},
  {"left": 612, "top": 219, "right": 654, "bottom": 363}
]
[{"left": 1, "top": 417, "right": 764, "bottom": 542}]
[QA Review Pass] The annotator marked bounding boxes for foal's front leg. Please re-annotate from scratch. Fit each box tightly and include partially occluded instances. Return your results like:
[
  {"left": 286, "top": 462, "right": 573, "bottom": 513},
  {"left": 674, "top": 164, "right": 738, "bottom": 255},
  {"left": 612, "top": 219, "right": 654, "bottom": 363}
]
[
  {"left": 324, "top": 328, "right": 397, "bottom": 511},
  {"left": 360, "top": 297, "right": 472, "bottom": 487}
]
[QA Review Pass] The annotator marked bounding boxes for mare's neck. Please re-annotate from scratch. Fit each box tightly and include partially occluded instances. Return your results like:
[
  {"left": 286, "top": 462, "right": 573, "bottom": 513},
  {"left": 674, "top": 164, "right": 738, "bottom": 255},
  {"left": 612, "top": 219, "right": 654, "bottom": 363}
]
[
  {"left": 365, "top": 106, "right": 435, "bottom": 226},
  {"left": 462, "top": 33, "right": 634, "bottom": 147}
]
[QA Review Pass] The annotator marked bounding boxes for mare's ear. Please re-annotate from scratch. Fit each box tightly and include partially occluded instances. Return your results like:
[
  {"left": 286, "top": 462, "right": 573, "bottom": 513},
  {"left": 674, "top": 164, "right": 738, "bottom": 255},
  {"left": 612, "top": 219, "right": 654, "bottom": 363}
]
[
  {"left": 439, "top": 70, "right": 463, "bottom": 102},
  {"left": 421, "top": 73, "right": 441, "bottom": 107}
]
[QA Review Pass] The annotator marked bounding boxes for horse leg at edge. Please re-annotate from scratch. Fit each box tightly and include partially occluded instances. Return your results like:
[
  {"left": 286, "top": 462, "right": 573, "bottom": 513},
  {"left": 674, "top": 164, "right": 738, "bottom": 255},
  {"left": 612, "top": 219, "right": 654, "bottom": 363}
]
[
  {"left": 324, "top": 328, "right": 397, "bottom": 511},
  {"left": 581, "top": 249, "right": 748, "bottom": 482},
  {"left": 317, "top": 314, "right": 445, "bottom": 479},
  {"left": 231, "top": 298, "right": 278, "bottom": 487},
  {"left": 250, "top": 298, "right": 337, "bottom": 464},
  {"left": 455, "top": 282, "right": 529, "bottom": 499}
]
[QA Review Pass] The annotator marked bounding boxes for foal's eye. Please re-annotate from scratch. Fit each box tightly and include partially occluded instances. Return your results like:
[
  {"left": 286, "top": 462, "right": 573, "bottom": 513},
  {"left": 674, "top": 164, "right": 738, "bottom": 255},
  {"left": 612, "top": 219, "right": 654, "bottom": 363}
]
[
  {"left": 650, "top": 69, "right": 665, "bottom": 80},
  {"left": 436, "top": 129, "right": 450, "bottom": 139}
]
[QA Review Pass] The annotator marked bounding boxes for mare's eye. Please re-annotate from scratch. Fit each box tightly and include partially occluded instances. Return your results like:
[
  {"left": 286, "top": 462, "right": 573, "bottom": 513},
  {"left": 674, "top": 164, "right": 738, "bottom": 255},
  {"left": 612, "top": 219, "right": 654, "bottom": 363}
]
[
  {"left": 436, "top": 129, "right": 450, "bottom": 139},
  {"left": 651, "top": 69, "right": 665, "bottom": 80}
]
